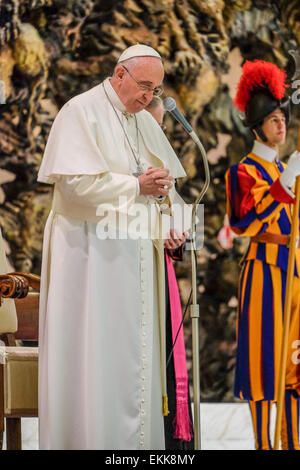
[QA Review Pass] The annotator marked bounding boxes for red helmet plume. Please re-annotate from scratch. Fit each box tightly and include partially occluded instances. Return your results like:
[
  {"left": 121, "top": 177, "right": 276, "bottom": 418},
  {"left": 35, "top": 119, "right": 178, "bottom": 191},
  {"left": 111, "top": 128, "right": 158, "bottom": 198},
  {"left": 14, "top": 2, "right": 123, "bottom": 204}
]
[{"left": 234, "top": 60, "right": 288, "bottom": 112}]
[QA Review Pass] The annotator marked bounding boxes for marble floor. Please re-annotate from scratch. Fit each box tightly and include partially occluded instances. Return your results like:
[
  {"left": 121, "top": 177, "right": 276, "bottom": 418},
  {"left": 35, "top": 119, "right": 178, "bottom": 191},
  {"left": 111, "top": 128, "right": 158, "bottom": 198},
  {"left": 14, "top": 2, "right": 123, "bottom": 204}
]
[{"left": 3, "top": 403, "right": 265, "bottom": 450}]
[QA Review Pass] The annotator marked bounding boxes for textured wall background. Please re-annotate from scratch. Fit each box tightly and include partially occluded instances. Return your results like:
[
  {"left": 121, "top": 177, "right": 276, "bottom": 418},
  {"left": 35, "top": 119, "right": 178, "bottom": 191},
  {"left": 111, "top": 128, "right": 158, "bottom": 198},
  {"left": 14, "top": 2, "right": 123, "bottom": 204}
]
[{"left": 0, "top": 0, "right": 300, "bottom": 401}]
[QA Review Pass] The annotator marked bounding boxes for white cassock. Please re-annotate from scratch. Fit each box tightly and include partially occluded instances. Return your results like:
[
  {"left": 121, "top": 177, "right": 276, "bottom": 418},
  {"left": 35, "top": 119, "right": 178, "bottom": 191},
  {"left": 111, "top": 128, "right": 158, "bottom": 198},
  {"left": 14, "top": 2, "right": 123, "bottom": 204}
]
[{"left": 37, "top": 78, "right": 188, "bottom": 450}]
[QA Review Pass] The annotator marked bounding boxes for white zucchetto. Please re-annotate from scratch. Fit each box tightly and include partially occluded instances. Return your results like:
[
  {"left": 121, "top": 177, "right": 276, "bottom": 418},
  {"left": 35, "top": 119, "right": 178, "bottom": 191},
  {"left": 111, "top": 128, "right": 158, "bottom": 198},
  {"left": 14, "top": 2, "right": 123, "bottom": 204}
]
[{"left": 117, "top": 44, "right": 162, "bottom": 63}]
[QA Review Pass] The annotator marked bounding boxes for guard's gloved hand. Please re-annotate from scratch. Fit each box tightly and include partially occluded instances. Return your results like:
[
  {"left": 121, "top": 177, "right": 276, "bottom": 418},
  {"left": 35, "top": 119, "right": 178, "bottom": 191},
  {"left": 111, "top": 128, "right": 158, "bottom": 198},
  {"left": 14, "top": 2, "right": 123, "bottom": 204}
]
[{"left": 280, "top": 150, "right": 300, "bottom": 197}]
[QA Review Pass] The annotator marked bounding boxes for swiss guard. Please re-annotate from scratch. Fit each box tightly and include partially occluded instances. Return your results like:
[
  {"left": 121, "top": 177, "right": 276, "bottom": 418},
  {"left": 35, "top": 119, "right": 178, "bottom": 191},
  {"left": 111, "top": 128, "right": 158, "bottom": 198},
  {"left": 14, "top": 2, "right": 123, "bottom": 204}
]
[{"left": 225, "top": 59, "right": 300, "bottom": 450}]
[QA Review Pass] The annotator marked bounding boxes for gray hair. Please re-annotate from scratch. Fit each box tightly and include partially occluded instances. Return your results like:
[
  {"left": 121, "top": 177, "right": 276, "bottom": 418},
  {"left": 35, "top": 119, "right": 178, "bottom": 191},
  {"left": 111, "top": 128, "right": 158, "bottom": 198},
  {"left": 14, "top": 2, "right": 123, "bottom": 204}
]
[
  {"left": 114, "top": 57, "right": 144, "bottom": 74},
  {"left": 145, "top": 95, "right": 163, "bottom": 111}
]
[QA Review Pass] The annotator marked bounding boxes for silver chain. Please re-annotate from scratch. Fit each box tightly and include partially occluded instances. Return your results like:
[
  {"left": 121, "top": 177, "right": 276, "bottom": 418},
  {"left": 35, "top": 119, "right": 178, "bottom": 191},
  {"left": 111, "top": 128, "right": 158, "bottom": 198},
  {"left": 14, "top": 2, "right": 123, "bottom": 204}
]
[{"left": 102, "top": 83, "right": 143, "bottom": 176}]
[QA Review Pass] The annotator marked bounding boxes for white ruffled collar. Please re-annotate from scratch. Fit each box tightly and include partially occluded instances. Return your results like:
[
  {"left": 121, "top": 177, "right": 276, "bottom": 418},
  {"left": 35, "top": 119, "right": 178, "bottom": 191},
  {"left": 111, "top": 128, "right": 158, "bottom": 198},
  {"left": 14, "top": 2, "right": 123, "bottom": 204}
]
[{"left": 252, "top": 140, "right": 278, "bottom": 162}]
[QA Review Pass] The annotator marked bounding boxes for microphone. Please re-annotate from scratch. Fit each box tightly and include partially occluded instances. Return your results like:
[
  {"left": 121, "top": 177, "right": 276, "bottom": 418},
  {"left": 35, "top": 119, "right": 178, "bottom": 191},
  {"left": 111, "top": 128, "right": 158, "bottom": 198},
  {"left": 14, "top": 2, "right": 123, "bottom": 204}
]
[
  {"left": 163, "top": 95, "right": 210, "bottom": 205},
  {"left": 163, "top": 97, "right": 193, "bottom": 134}
]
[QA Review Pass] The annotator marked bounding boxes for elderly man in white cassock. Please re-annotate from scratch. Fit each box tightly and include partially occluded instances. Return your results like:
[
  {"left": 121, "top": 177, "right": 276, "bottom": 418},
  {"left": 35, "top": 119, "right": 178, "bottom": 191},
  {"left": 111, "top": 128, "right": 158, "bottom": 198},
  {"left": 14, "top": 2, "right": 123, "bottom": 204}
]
[{"left": 37, "top": 44, "right": 190, "bottom": 450}]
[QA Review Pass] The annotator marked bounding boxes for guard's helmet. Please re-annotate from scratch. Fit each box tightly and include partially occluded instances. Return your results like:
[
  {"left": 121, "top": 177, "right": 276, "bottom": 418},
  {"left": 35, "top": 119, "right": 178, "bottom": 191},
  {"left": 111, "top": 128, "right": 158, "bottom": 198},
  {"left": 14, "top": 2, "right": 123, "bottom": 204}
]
[{"left": 234, "top": 60, "right": 290, "bottom": 141}]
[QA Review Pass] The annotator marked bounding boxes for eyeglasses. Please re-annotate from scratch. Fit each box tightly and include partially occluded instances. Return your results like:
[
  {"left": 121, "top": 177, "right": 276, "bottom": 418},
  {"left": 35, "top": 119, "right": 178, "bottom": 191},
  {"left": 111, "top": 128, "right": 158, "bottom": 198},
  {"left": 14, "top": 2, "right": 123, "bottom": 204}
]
[{"left": 122, "top": 65, "right": 164, "bottom": 97}]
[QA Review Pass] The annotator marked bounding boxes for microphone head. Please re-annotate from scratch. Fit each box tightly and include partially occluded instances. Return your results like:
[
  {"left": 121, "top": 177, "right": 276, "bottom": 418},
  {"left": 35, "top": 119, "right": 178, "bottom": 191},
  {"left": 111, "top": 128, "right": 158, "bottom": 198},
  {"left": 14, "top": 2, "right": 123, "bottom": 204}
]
[{"left": 163, "top": 97, "right": 177, "bottom": 112}]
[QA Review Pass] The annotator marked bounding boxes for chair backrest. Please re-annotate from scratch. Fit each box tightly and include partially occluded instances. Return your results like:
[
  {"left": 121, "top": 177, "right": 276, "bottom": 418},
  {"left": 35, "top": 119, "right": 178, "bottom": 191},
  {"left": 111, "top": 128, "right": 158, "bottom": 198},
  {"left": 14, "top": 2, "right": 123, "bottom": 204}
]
[
  {"left": 14, "top": 293, "right": 39, "bottom": 341},
  {"left": 0, "top": 230, "right": 17, "bottom": 334}
]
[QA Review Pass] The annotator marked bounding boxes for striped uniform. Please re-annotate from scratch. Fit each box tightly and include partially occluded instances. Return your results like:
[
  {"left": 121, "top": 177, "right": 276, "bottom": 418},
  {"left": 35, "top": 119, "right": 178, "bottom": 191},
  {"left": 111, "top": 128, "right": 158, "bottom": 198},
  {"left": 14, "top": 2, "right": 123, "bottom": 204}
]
[
  {"left": 249, "top": 391, "right": 300, "bottom": 450},
  {"left": 226, "top": 146, "right": 300, "bottom": 449}
]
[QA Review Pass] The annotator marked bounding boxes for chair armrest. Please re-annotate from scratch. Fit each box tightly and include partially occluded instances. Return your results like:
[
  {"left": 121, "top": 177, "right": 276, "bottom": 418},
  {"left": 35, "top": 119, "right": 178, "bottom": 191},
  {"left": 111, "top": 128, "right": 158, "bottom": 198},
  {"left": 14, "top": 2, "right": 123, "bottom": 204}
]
[
  {"left": 0, "top": 273, "right": 40, "bottom": 341},
  {"left": 0, "top": 273, "right": 40, "bottom": 304}
]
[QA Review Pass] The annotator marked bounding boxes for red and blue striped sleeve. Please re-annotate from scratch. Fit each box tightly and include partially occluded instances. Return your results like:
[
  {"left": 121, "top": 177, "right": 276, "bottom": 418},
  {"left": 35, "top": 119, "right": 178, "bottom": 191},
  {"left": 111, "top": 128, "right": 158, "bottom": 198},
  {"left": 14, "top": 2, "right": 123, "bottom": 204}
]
[{"left": 225, "top": 163, "right": 294, "bottom": 236}]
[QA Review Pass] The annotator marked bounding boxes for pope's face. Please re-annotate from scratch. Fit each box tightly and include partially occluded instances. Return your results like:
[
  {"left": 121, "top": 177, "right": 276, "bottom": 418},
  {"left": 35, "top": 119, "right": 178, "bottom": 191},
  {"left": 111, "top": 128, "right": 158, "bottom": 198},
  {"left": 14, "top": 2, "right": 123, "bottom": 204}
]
[
  {"left": 261, "top": 108, "right": 287, "bottom": 147},
  {"left": 113, "top": 57, "right": 164, "bottom": 114}
]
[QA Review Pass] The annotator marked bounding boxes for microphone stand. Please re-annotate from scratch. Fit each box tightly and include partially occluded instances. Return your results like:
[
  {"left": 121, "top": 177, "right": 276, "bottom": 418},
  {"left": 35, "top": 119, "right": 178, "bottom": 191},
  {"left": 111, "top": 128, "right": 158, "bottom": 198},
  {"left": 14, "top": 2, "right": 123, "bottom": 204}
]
[
  {"left": 164, "top": 99, "right": 210, "bottom": 450},
  {"left": 188, "top": 130, "right": 210, "bottom": 450}
]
